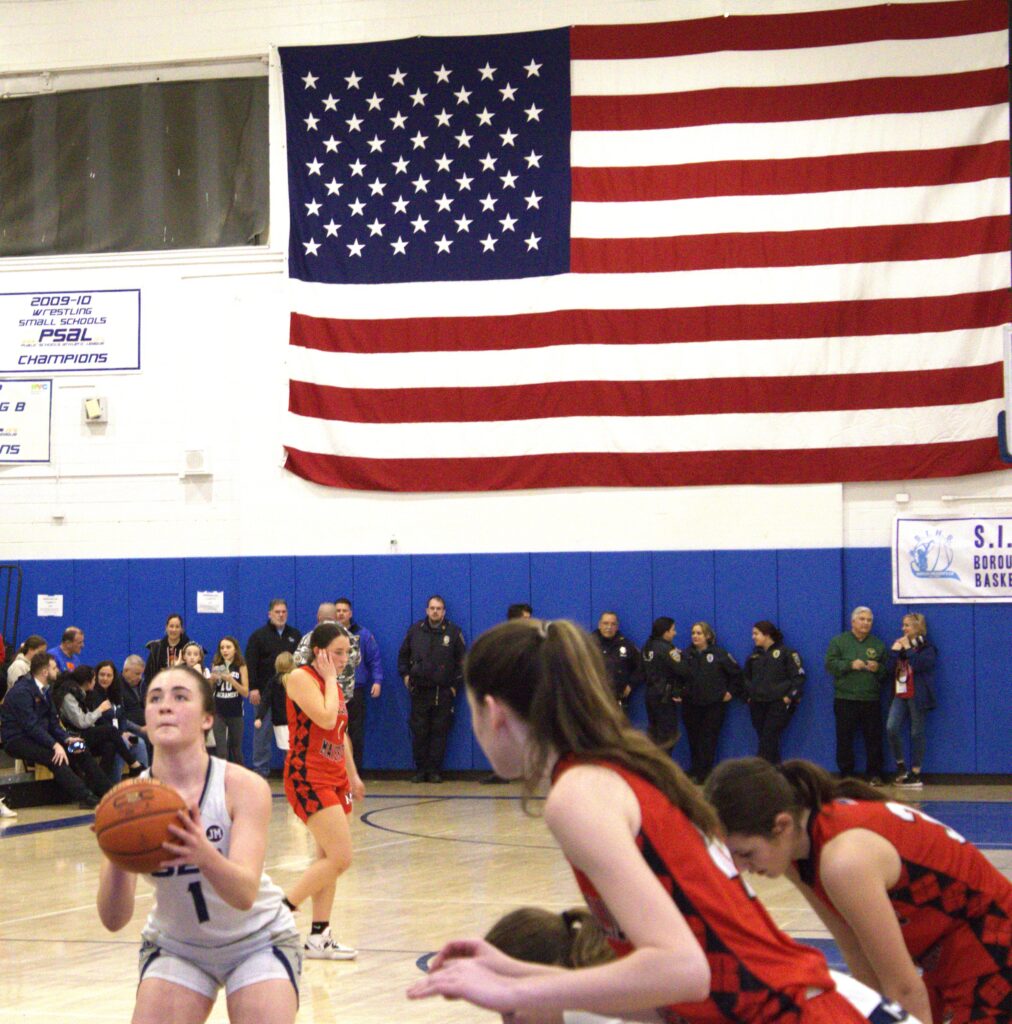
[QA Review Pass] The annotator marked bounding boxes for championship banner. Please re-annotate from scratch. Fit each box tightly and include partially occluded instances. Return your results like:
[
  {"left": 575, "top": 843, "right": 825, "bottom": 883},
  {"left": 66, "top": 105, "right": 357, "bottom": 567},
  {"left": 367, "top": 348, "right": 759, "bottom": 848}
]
[
  {"left": 1, "top": 289, "right": 141, "bottom": 373},
  {"left": 0, "top": 379, "right": 52, "bottom": 463},
  {"left": 893, "top": 515, "right": 1012, "bottom": 603}
]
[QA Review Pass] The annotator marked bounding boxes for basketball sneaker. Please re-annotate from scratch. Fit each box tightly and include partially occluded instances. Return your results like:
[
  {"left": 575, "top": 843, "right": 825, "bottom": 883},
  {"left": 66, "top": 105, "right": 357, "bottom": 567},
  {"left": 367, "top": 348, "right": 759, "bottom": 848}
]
[
  {"left": 895, "top": 771, "right": 923, "bottom": 789},
  {"left": 0, "top": 797, "right": 16, "bottom": 819},
  {"left": 304, "top": 927, "right": 357, "bottom": 960}
]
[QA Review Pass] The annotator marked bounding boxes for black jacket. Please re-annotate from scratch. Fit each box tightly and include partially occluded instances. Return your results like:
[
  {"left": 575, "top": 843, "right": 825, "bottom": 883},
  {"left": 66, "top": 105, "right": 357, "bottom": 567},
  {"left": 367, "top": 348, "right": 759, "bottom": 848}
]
[
  {"left": 245, "top": 621, "right": 302, "bottom": 694},
  {"left": 144, "top": 632, "right": 193, "bottom": 686},
  {"left": 592, "top": 630, "right": 642, "bottom": 700},
  {"left": 681, "top": 644, "right": 742, "bottom": 705},
  {"left": 641, "top": 637, "right": 690, "bottom": 699},
  {"left": 397, "top": 618, "right": 466, "bottom": 689},
  {"left": 744, "top": 643, "right": 806, "bottom": 703},
  {"left": 0, "top": 675, "right": 70, "bottom": 748},
  {"left": 255, "top": 671, "right": 290, "bottom": 726}
]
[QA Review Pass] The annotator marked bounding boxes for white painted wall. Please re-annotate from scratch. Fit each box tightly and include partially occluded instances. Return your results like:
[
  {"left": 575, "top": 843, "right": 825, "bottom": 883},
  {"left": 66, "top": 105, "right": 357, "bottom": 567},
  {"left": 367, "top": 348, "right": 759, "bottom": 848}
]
[{"left": 2, "top": 0, "right": 1010, "bottom": 560}]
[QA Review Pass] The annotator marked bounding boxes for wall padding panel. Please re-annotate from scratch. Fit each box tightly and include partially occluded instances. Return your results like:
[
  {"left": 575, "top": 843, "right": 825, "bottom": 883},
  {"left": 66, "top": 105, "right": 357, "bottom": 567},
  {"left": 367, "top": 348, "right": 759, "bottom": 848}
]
[{"left": 8, "top": 549, "right": 1010, "bottom": 775}]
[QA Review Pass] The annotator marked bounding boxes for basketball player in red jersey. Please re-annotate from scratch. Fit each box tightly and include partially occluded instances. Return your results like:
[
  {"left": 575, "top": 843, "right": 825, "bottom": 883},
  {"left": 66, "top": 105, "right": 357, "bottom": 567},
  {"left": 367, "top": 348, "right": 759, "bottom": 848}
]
[
  {"left": 706, "top": 757, "right": 1012, "bottom": 1024},
  {"left": 283, "top": 622, "right": 364, "bottom": 960},
  {"left": 408, "top": 619, "right": 917, "bottom": 1024}
]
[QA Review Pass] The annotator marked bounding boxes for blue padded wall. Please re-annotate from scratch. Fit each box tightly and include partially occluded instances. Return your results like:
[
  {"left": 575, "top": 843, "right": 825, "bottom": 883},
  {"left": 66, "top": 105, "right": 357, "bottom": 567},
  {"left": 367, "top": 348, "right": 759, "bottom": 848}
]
[{"left": 9, "top": 548, "right": 1011, "bottom": 775}]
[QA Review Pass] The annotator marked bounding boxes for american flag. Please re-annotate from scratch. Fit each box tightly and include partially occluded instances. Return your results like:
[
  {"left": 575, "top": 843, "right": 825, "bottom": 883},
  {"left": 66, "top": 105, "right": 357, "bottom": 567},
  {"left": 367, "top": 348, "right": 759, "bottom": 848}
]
[{"left": 280, "top": 2, "right": 1011, "bottom": 492}]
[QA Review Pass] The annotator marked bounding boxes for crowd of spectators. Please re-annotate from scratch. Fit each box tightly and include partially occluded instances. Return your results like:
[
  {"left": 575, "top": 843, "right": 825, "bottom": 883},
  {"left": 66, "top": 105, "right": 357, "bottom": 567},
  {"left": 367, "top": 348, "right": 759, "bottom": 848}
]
[{"left": 0, "top": 597, "right": 937, "bottom": 815}]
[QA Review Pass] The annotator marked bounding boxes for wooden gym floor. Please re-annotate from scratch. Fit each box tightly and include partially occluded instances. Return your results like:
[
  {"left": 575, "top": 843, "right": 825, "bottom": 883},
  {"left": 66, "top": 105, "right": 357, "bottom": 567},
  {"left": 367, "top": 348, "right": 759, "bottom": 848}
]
[{"left": 0, "top": 778, "right": 1009, "bottom": 1023}]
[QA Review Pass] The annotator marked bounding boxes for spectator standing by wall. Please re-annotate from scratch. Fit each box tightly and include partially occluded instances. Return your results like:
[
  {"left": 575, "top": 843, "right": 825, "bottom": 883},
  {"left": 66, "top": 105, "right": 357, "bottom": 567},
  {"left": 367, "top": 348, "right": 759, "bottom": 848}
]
[
  {"left": 334, "top": 597, "right": 383, "bottom": 775},
  {"left": 885, "top": 613, "right": 937, "bottom": 789},
  {"left": 641, "top": 616, "right": 688, "bottom": 750},
  {"left": 49, "top": 627, "right": 84, "bottom": 673},
  {"left": 825, "top": 606, "right": 888, "bottom": 784},
  {"left": 143, "top": 613, "right": 190, "bottom": 685},
  {"left": 245, "top": 599, "right": 302, "bottom": 778},
  {"left": 679, "top": 621, "right": 741, "bottom": 783},
  {"left": 743, "top": 620, "right": 806, "bottom": 764},
  {"left": 210, "top": 636, "right": 248, "bottom": 764},
  {"left": 398, "top": 595, "right": 465, "bottom": 784},
  {"left": 591, "top": 611, "right": 642, "bottom": 709}
]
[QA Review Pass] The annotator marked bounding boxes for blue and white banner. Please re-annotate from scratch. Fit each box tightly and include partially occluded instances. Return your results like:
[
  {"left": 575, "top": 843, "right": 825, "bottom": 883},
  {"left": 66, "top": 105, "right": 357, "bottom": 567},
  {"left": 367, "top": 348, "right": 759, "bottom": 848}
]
[
  {"left": 0, "top": 289, "right": 141, "bottom": 373},
  {"left": 894, "top": 516, "right": 1012, "bottom": 603},
  {"left": 0, "top": 379, "right": 52, "bottom": 463}
]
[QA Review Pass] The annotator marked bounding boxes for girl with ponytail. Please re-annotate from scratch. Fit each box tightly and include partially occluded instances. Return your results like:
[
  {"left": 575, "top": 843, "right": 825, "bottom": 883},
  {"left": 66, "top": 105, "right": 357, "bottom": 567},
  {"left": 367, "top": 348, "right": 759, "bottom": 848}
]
[
  {"left": 409, "top": 620, "right": 919, "bottom": 1024},
  {"left": 706, "top": 757, "right": 1012, "bottom": 1024}
]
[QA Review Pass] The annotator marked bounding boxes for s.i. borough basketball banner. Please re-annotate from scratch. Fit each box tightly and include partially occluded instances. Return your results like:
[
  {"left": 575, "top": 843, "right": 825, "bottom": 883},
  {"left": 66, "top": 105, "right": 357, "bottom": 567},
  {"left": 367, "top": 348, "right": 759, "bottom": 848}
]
[
  {"left": 894, "top": 516, "right": 1012, "bottom": 602},
  {"left": 280, "top": 1, "right": 1011, "bottom": 492}
]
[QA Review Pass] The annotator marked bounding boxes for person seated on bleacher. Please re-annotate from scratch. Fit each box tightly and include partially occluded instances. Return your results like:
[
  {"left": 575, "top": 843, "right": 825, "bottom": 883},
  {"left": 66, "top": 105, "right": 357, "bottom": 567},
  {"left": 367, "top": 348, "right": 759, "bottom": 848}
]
[
  {"left": 4, "top": 635, "right": 48, "bottom": 698},
  {"left": 52, "top": 667, "right": 143, "bottom": 782},
  {"left": 1, "top": 652, "right": 113, "bottom": 809},
  {"left": 91, "top": 659, "right": 149, "bottom": 774}
]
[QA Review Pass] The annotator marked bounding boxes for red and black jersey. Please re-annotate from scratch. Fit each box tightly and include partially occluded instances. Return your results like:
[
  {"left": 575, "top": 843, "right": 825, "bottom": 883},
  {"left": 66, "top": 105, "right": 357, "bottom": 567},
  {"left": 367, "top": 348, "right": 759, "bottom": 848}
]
[
  {"left": 284, "top": 664, "right": 349, "bottom": 790},
  {"left": 797, "top": 799, "right": 1012, "bottom": 1021},
  {"left": 554, "top": 757, "right": 865, "bottom": 1023}
]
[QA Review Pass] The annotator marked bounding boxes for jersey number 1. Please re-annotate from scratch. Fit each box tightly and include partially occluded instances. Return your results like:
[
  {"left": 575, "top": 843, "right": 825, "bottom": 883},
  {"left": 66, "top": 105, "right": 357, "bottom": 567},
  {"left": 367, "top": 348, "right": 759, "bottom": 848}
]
[{"left": 188, "top": 881, "right": 210, "bottom": 923}]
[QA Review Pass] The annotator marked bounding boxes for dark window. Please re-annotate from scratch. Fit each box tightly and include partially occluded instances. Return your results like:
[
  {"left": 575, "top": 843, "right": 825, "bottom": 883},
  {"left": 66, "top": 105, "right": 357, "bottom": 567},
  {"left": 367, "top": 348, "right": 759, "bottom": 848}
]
[{"left": 0, "top": 76, "right": 268, "bottom": 257}]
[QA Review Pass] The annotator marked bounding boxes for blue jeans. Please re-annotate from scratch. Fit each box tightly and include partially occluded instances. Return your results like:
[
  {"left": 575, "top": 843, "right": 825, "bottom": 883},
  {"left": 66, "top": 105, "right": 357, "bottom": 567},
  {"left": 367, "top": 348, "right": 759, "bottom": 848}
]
[
  {"left": 252, "top": 706, "right": 274, "bottom": 776},
  {"left": 886, "top": 697, "right": 926, "bottom": 768}
]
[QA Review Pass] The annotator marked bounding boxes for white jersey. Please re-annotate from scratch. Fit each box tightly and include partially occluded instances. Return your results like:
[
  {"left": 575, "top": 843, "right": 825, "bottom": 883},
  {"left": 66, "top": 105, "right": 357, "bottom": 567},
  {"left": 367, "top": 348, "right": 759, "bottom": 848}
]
[{"left": 142, "top": 757, "right": 294, "bottom": 953}]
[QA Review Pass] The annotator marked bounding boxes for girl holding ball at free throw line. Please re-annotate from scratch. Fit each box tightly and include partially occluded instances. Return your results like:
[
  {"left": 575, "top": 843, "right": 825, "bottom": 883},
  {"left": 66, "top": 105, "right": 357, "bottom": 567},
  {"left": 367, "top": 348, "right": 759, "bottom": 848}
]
[{"left": 96, "top": 665, "right": 301, "bottom": 1024}]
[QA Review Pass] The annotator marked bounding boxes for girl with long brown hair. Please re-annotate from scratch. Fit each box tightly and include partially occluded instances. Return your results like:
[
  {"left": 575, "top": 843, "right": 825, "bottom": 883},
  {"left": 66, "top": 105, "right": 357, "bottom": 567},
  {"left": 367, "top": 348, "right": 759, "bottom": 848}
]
[{"left": 706, "top": 757, "right": 1012, "bottom": 1024}]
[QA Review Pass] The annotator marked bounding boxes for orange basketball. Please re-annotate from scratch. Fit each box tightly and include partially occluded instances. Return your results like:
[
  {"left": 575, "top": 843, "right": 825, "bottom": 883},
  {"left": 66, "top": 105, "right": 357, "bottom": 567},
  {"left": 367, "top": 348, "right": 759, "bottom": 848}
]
[{"left": 94, "top": 777, "right": 187, "bottom": 873}]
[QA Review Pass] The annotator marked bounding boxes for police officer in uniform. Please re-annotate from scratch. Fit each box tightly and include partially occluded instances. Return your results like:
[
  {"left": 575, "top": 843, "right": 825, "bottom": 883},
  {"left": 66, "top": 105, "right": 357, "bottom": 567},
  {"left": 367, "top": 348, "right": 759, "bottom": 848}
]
[
  {"left": 591, "top": 612, "right": 642, "bottom": 710},
  {"left": 398, "top": 595, "right": 466, "bottom": 783},
  {"left": 742, "top": 619, "right": 805, "bottom": 764},
  {"left": 641, "top": 616, "right": 689, "bottom": 749}
]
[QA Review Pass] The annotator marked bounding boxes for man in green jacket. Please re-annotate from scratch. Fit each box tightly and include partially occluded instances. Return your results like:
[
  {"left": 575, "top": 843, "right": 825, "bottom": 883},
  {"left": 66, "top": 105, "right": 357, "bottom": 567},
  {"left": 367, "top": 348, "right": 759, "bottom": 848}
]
[{"left": 825, "top": 606, "right": 887, "bottom": 784}]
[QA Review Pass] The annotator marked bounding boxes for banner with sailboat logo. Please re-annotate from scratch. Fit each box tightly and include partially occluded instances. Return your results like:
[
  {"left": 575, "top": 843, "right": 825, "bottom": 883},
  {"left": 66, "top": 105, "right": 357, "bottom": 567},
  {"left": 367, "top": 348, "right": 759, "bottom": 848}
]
[{"left": 894, "top": 516, "right": 1012, "bottom": 603}]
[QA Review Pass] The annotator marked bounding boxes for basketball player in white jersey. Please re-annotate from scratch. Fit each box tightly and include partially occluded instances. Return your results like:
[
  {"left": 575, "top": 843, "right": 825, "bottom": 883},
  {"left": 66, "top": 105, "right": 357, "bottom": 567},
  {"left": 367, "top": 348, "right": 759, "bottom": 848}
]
[{"left": 96, "top": 666, "right": 301, "bottom": 1024}]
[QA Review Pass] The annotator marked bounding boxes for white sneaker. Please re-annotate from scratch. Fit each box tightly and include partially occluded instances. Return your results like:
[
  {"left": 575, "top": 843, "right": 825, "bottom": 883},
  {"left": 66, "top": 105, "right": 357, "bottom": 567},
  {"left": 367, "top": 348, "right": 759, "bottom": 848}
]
[
  {"left": 0, "top": 798, "right": 17, "bottom": 819},
  {"left": 304, "top": 927, "right": 357, "bottom": 960}
]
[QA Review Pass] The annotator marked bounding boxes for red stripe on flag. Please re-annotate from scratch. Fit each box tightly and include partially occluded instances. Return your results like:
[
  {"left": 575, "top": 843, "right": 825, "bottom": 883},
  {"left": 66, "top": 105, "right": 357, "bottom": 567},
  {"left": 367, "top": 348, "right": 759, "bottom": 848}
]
[
  {"left": 289, "top": 290, "right": 1011, "bottom": 355},
  {"left": 284, "top": 437, "right": 1008, "bottom": 492},
  {"left": 571, "top": 217, "right": 1011, "bottom": 274},
  {"left": 572, "top": 69, "right": 1006, "bottom": 131},
  {"left": 571, "top": 144, "right": 1010, "bottom": 202},
  {"left": 289, "top": 364, "right": 1003, "bottom": 424},
  {"left": 570, "top": 1, "right": 1006, "bottom": 59}
]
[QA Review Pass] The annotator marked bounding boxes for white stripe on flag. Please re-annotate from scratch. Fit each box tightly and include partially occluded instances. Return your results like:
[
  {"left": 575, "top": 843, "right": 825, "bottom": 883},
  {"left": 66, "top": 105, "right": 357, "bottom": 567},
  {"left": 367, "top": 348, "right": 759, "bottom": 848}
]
[
  {"left": 572, "top": 31, "right": 1008, "bottom": 95},
  {"left": 571, "top": 179, "right": 1009, "bottom": 238},
  {"left": 289, "top": 252, "right": 1011, "bottom": 319},
  {"left": 571, "top": 105, "right": 1009, "bottom": 167},
  {"left": 287, "top": 327, "right": 1004, "bottom": 390},
  {"left": 286, "top": 399, "right": 1003, "bottom": 459}
]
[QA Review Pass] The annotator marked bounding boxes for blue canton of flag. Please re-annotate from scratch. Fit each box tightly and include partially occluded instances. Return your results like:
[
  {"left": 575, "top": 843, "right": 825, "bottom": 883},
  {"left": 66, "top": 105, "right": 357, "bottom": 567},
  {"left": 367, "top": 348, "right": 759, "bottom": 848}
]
[{"left": 280, "top": 29, "right": 571, "bottom": 285}]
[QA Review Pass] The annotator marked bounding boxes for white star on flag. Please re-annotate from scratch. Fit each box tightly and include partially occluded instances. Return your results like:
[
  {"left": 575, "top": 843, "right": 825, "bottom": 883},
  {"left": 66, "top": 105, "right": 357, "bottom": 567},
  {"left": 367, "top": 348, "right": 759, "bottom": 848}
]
[
  {"left": 479, "top": 234, "right": 497, "bottom": 251},
  {"left": 344, "top": 71, "right": 362, "bottom": 89},
  {"left": 346, "top": 238, "right": 364, "bottom": 256},
  {"left": 302, "top": 237, "right": 320, "bottom": 254},
  {"left": 478, "top": 62, "right": 496, "bottom": 81},
  {"left": 304, "top": 113, "right": 319, "bottom": 131},
  {"left": 499, "top": 83, "right": 517, "bottom": 101},
  {"left": 390, "top": 236, "right": 408, "bottom": 254},
  {"left": 305, "top": 199, "right": 322, "bottom": 216},
  {"left": 523, "top": 59, "right": 541, "bottom": 77},
  {"left": 324, "top": 219, "right": 341, "bottom": 236},
  {"left": 325, "top": 178, "right": 342, "bottom": 195},
  {"left": 499, "top": 213, "right": 517, "bottom": 232},
  {"left": 434, "top": 65, "right": 452, "bottom": 83},
  {"left": 389, "top": 68, "right": 406, "bottom": 86},
  {"left": 322, "top": 94, "right": 339, "bottom": 111},
  {"left": 301, "top": 71, "right": 318, "bottom": 89},
  {"left": 524, "top": 232, "right": 541, "bottom": 251},
  {"left": 367, "top": 218, "right": 386, "bottom": 236},
  {"left": 435, "top": 235, "right": 452, "bottom": 253}
]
